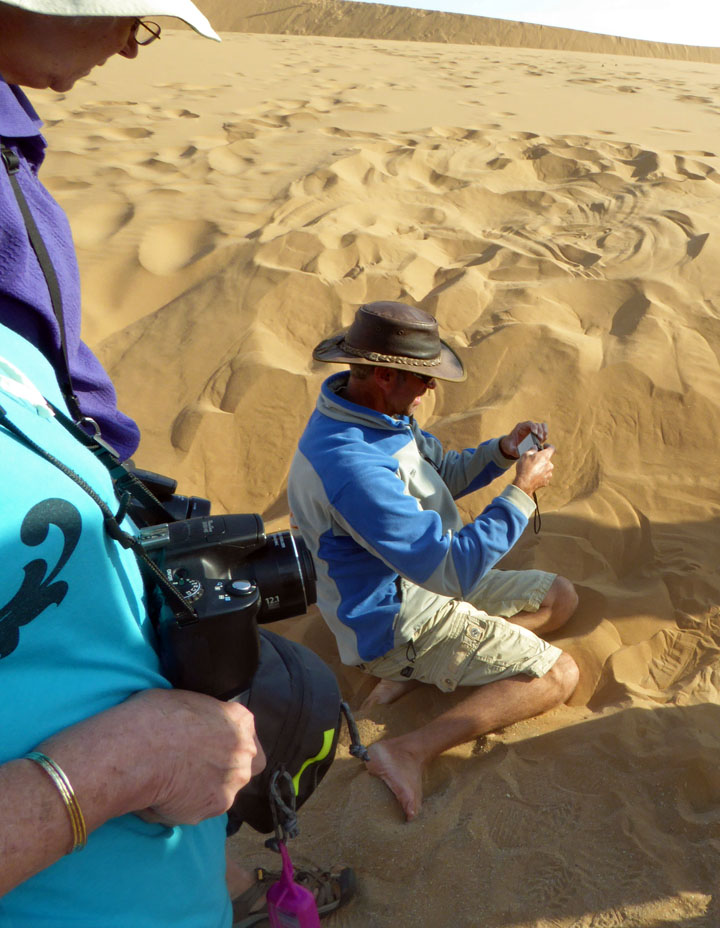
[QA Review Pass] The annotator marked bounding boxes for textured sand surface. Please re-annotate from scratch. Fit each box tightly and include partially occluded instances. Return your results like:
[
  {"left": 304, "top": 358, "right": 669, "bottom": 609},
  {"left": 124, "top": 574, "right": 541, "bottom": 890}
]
[{"left": 30, "top": 16, "right": 720, "bottom": 926}]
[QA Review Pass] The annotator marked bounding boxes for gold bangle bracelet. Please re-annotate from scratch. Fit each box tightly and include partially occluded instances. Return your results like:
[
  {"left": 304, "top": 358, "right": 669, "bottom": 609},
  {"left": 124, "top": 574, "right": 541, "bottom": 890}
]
[{"left": 25, "top": 751, "right": 87, "bottom": 853}]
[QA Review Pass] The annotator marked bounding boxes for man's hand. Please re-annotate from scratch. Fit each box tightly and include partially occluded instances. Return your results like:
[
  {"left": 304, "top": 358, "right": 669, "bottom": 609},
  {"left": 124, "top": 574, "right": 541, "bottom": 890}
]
[
  {"left": 513, "top": 445, "right": 555, "bottom": 497},
  {"left": 499, "top": 421, "right": 548, "bottom": 459}
]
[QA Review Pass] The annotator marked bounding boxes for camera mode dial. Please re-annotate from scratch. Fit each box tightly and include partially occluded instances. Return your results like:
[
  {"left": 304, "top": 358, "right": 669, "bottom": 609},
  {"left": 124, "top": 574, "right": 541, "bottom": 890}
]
[{"left": 170, "top": 568, "right": 204, "bottom": 603}]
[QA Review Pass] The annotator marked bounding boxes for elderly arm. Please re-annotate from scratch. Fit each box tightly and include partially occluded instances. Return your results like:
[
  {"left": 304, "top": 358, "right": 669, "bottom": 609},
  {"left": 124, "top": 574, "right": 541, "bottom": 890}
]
[{"left": 0, "top": 687, "right": 263, "bottom": 897}]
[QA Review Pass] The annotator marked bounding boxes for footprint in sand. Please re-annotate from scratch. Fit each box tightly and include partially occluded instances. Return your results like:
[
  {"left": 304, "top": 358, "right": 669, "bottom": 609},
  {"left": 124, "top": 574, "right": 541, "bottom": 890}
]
[
  {"left": 524, "top": 851, "right": 588, "bottom": 911},
  {"left": 86, "top": 126, "right": 152, "bottom": 143},
  {"left": 137, "top": 219, "right": 219, "bottom": 275},
  {"left": 71, "top": 193, "right": 134, "bottom": 248},
  {"left": 485, "top": 796, "right": 538, "bottom": 849},
  {"left": 674, "top": 155, "right": 720, "bottom": 183},
  {"left": 44, "top": 176, "right": 92, "bottom": 192},
  {"left": 676, "top": 93, "right": 712, "bottom": 103},
  {"left": 140, "top": 157, "right": 179, "bottom": 176},
  {"left": 207, "top": 144, "right": 252, "bottom": 175},
  {"left": 221, "top": 122, "right": 258, "bottom": 143},
  {"left": 161, "top": 108, "right": 200, "bottom": 120}
]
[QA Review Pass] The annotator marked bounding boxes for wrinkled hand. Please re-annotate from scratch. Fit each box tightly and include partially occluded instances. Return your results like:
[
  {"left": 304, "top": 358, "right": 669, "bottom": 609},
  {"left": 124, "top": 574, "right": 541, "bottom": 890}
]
[
  {"left": 126, "top": 688, "right": 265, "bottom": 826},
  {"left": 513, "top": 444, "right": 555, "bottom": 497},
  {"left": 500, "top": 421, "right": 548, "bottom": 459}
]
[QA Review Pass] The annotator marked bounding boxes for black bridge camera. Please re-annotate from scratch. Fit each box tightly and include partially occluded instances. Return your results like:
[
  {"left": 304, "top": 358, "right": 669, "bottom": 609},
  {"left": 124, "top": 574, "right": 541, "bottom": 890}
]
[{"left": 129, "top": 470, "right": 316, "bottom": 701}]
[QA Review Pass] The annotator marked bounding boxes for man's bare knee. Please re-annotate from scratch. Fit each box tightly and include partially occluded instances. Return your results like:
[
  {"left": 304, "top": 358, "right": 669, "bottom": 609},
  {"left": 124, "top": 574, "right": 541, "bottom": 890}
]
[
  {"left": 545, "top": 652, "right": 579, "bottom": 704},
  {"left": 546, "top": 577, "right": 579, "bottom": 628}
]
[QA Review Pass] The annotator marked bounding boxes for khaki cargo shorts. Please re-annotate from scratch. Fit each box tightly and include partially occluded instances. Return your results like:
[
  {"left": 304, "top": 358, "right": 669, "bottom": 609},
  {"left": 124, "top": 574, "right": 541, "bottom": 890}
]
[{"left": 362, "top": 569, "right": 563, "bottom": 693}]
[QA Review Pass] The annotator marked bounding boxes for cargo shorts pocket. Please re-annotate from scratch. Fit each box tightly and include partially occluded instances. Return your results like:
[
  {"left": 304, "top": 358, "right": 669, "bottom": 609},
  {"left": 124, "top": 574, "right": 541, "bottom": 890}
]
[
  {"left": 421, "top": 607, "right": 497, "bottom": 693},
  {"left": 422, "top": 604, "right": 559, "bottom": 693}
]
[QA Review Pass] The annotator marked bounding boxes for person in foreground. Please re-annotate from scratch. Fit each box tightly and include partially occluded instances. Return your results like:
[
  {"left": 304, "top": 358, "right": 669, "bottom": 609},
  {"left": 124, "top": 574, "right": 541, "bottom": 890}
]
[
  {"left": 0, "top": 326, "right": 264, "bottom": 924},
  {"left": 288, "top": 300, "right": 580, "bottom": 822},
  {"left": 0, "top": 3, "right": 353, "bottom": 924}
]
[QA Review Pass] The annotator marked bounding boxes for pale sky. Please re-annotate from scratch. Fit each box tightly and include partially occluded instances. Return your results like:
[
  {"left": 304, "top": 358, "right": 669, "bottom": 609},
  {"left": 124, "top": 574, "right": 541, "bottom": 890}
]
[{"left": 354, "top": 0, "right": 720, "bottom": 47}]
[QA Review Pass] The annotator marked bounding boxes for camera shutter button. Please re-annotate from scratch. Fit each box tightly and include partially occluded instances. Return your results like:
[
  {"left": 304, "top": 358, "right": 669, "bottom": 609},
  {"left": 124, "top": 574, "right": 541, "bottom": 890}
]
[{"left": 226, "top": 580, "right": 256, "bottom": 597}]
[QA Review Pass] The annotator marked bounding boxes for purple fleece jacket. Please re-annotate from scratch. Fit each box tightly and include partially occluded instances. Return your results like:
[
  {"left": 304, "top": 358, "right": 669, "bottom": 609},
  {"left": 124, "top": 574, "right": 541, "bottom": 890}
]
[{"left": 0, "top": 78, "right": 140, "bottom": 460}]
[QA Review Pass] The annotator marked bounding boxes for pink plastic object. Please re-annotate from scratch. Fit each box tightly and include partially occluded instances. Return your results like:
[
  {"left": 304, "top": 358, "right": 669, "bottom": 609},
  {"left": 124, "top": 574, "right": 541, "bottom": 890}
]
[{"left": 267, "top": 842, "right": 322, "bottom": 928}]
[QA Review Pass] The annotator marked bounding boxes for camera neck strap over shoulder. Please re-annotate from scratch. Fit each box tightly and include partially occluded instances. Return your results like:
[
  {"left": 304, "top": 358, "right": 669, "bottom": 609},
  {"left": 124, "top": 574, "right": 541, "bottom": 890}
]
[
  {"left": 46, "top": 399, "right": 170, "bottom": 517},
  {"left": 0, "top": 400, "right": 197, "bottom": 627},
  {"left": 1, "top": 141, "right": 84, "bottom": 425}
]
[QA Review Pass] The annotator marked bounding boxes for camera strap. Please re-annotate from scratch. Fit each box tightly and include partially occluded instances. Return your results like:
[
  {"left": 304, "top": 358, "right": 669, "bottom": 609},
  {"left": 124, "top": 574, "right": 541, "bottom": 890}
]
[
  {"left": 262, "top": 709, "right": 368, "bottom": 846},
  {"left": 532, "top": 491, "right": 541, "bottom": 533},
  {"left": 1, "top": 142, "right": 85, "bottom": 426},
  {"left": 45, "top": 399, "right": 176, "bottom": 524},
  {"left": 266, "top": 768, "right": 300, "bottom": 846},
  {"left": 0, "top": 401, "right": 198, "bottom": 627},
  {"left": 0, "top": 140, "right": 182, "bottom": 526}
]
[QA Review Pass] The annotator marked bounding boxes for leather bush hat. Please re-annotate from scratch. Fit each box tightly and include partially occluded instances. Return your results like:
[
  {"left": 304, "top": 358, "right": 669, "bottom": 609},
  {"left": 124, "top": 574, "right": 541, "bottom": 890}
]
[
  {"left": 1, "top": 0, "right": 219, "bottom": 40},
  {"left": 313, "top": 301, "right": 466, "bottom": 382}
]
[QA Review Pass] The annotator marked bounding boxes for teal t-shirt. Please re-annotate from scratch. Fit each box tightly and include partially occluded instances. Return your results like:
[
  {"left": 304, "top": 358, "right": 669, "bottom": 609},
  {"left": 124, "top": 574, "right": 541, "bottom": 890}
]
[{"left": 0, "top": 325, "right": 230, "bottom": 927}]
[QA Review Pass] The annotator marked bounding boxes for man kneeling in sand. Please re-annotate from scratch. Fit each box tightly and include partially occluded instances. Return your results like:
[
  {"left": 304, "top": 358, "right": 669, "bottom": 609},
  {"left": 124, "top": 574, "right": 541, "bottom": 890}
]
[{"left": 288, "top": 301, "right": 579, "bottom": 821}]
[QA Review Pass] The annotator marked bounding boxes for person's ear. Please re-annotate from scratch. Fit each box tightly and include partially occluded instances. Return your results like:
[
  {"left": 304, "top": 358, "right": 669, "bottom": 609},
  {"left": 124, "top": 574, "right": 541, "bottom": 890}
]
[{"left": 373, "top": 367, "right": 397, "bottom": 395}]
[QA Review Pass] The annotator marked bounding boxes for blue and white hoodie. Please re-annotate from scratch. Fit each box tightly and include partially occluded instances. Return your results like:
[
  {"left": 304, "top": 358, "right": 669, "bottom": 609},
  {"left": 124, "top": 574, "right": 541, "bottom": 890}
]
[{"left": 287, "top": 371, "right": 537, "bottom": 666}]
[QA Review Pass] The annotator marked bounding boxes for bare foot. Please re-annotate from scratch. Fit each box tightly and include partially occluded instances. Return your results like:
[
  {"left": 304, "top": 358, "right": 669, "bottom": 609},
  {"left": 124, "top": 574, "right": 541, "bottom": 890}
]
[
  {"left": 360, "top": 677, "right": 420, "bottom": 710},
  {"left": 365, "top": 740, "right": 424, "bottom": 822}
]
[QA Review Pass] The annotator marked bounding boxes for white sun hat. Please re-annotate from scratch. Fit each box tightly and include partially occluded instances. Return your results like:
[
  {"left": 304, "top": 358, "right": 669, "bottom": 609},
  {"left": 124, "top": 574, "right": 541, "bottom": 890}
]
[{"left": 2, "top": 0, "right": 219, "bottom": 40}]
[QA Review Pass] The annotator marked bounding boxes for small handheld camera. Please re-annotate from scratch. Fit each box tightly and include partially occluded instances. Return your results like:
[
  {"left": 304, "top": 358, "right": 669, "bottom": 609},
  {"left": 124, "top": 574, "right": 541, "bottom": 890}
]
[{"left": 516, "top": 431, "right": 543, "bottom": 456}]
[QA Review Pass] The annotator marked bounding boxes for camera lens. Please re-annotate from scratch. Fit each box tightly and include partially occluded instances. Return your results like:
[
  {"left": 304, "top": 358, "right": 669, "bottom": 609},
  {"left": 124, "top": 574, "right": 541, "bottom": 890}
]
[{"left": 244, "top": 531, "right": 317, "bottom": 622}]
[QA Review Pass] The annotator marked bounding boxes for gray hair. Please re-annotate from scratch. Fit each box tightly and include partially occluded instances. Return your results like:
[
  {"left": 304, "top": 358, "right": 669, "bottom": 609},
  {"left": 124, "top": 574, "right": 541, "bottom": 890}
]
[{"left": 347, "top": 363, "right": 376, "bottom": 381}]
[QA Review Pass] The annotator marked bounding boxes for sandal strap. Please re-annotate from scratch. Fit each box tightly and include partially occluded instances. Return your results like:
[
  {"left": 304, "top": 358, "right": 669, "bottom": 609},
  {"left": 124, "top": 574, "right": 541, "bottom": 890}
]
[
  {"left": 231, "top": 869, "right": 273, "bottom": 920},
  {"left": 232, "top": 865, "right": 353, "bottom": 923},
  {"left": 294, "top": 868, "right": 340, "bottom": 908}
]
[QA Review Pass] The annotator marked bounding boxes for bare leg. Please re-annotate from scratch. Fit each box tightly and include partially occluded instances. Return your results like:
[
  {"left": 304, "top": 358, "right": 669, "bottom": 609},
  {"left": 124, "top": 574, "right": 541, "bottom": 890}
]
[
  {"left": 226, "top": 855, "right": 256, "bottom": 897},
  {"left": 361, "top": 677, "right": 421, "bottom": 710},
  {"left": 510, "top": 576, "right": 578, "bottom": 635},
  {"left": 365, "top": 651, "right": 579, "bottom": 821}
]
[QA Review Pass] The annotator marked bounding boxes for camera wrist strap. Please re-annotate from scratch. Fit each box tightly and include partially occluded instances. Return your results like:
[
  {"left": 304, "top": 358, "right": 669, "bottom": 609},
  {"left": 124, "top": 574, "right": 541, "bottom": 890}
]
[
  {"left": 0, "top": 402, "right": 197, "bottom": 627},
  {"left": 1, "top": 143, "right": 84, "bottom": 426}
]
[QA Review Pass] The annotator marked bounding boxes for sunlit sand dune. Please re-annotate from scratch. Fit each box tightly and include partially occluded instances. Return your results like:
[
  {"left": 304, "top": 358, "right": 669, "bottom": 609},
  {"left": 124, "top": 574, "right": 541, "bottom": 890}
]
[
  {"left": 185, "top": 0, "right": 720, "bottom": 64},
  {"left": 31, "top": 13, "right": 720, "bottom": 925}
]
